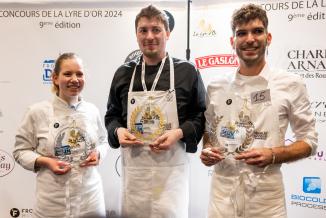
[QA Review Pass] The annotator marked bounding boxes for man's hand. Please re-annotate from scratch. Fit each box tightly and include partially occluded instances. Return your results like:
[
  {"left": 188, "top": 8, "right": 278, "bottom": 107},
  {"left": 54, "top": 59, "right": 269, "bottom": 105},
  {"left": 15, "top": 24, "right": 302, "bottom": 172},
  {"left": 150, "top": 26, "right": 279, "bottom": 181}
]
[
  {"left": 117, "top": 127, "right": 144, "bottom": 147},
  {"left": 200, "top": 145, "right": 225, "bottom": 166},
  {"left": 149, "top": 129, "right": 183, "bottom": 153},
  {"left": 235, "top": 148, "right": 274, "bottom": 167}
]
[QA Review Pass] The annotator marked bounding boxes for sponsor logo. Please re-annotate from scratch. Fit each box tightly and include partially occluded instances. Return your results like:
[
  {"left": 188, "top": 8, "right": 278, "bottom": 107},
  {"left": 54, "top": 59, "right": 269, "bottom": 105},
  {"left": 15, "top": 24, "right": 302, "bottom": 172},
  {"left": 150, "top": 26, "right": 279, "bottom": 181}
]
[
  {"left": 311, "top": 101, "right": 326, "bottom": 123},
  {"left": 195, "top": 54, "right": 239, "bottom": 69},
  {"left": 291, "top": 195, "right": 326, "bottom": 210},
  {"left": 10, "top": 208, "right": 33, "bottom": 217},
  {"left": 10, "top": 208, "right": 20, "bottom": 217},
  {"left": 290, "top": 176, "right": 326, "bottom": 210},
  {"left": 193, "top": 19, "right": 216, "bottom": 38},
  {"left": 287, "top": 49, "right": 326, "bottom": 79},
  {"left": 309, "top": 149, "right": 326, "bottom": 162},
  {"left": 0, "top": 149, "right": 15, "bottom": 177},
  {"left": 42, "top": 59, "right": 55, "bottom": 84},
  {"left": 303, "top": 177, "right": 321, "bottom": 194},
  {"left": 125, "top": 50, "right": 142, "bottom": 63}
]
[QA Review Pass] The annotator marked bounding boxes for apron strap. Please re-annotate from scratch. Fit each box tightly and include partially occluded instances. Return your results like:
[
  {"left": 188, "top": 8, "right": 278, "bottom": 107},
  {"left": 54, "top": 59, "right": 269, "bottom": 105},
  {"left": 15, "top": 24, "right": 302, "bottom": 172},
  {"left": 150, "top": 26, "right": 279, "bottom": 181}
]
[
  {"left": 230, "top": 170, "right": 259, "bottom": 217},
  {"left": 129, "top": 64, "right": 138, "bottom": 92},
  {"left": 169, "top": 56, "right": 174, "bottom": 90},
  {"left": 129, "top": 54, "right": 175, "bottom": 92},
  {"left": 229, "top": 165, "right": 275, "bottom": 217},
  {"left": 146, "top": 56, "right": 167, "bottom": 91}
]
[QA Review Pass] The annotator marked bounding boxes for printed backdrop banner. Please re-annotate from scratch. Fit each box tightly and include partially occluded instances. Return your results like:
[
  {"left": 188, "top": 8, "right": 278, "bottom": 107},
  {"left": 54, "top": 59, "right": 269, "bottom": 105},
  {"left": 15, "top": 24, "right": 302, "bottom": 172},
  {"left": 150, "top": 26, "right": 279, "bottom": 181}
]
[{"left": 0, "top": 0, "right": 325, "bottom": 218}]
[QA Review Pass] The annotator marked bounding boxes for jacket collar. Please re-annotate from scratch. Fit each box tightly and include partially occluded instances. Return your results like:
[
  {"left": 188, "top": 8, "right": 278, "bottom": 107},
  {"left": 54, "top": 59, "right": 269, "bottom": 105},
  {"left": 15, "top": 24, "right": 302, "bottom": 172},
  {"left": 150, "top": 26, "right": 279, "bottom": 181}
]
[
  {"left": 53, "top": 95, "right": 83, "bottom": 110},
  {"left": 233, "top": 63, "right": 271, "bottom": 86}
]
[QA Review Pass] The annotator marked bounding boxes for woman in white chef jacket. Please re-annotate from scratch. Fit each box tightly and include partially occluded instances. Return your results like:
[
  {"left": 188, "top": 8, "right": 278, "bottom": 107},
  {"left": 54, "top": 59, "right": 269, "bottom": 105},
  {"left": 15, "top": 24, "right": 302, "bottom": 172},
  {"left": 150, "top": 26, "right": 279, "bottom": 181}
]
[{"left": 13, "top": 52, "right": 108, "bottom": 218}]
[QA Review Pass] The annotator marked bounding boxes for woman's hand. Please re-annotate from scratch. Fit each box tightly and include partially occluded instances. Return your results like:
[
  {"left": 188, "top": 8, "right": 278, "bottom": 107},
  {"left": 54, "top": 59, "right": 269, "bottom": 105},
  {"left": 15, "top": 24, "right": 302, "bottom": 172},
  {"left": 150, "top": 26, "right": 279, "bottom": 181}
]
[{"left": 35, "top": 156, "right": 71, "bottom": 175}]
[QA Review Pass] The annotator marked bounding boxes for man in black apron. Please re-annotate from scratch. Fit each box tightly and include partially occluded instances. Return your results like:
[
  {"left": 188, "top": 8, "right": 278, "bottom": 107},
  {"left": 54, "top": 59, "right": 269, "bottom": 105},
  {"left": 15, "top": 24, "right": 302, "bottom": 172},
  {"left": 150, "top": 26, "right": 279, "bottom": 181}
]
[
  {"left": 201, "top": 4, "right": 318, "bottom": 218},
  {"left": 105, "top": 5, "right": 206, "bottom": 218}
]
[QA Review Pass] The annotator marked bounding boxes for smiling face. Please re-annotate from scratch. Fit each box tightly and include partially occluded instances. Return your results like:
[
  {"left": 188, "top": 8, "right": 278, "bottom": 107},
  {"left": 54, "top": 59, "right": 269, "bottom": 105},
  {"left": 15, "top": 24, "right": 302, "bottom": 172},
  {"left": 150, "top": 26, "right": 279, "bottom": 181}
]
[
  {"left": 52, "top": 57, "right": 84, "bottom": 104},
  {"left": 136, "top": 17, "right": 170, "bottom": 65},
  {"left": 231, "top": 18, "right": 271, "bottom": 68}
]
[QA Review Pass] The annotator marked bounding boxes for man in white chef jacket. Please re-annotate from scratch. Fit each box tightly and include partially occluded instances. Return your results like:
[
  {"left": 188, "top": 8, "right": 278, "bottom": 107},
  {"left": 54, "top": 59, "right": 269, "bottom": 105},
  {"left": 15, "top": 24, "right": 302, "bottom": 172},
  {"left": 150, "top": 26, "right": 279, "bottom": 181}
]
[{"left": 201, "top": 3, "right": 318, "bottom": 218}]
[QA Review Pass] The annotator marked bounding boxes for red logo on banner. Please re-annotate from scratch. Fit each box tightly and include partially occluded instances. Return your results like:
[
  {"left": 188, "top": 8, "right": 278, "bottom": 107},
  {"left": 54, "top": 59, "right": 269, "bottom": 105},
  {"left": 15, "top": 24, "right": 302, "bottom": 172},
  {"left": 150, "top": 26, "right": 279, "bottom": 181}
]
[{"left": 195, "top": 54, "right": 239, "bottom": 69}]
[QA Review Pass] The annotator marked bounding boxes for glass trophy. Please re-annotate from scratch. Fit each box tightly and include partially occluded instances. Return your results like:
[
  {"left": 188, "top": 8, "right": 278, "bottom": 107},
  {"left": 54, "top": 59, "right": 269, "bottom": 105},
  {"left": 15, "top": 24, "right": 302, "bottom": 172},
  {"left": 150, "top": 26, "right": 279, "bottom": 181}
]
[
  {"left": 54, "top": 120, "right": 96, "bottom": 166},
  {"left": 206, "top": 111, "right": 255, "bottom": 158},
  {"left": 206, "top": 115, "right": 229, "bottom": 158}
]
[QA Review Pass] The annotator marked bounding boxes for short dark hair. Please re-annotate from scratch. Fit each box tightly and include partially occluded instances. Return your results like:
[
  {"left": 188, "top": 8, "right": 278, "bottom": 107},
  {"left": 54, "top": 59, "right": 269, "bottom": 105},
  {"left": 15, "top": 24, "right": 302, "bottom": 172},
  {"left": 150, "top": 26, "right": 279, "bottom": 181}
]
[
  {"left": 231, "top": 4, "right": 268, "bottom": 35},
  {"left": 135, "top": 5, "right": 169, "bottom": 32}
]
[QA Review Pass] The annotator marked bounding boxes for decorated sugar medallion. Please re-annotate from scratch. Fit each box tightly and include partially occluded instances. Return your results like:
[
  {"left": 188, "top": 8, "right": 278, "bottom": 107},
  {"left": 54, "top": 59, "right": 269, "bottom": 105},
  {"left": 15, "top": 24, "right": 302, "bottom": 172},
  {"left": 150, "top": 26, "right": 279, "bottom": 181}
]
[
  {"left": 54, "top": 120, "right": 95, "bottom": 165},
  {"left": 129, "top": 103, "right": 166, "bottom": 144}
]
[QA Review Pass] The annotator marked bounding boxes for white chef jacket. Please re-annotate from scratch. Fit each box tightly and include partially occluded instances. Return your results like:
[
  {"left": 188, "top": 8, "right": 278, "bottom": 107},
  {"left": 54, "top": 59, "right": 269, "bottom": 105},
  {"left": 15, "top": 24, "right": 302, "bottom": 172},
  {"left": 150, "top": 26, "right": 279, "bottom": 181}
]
[
  {"left": 13, "top": 96, "right": 108, "bottom": 218},
  {"left": 205, "top": 64, "right": 318, "bottom": 218}
]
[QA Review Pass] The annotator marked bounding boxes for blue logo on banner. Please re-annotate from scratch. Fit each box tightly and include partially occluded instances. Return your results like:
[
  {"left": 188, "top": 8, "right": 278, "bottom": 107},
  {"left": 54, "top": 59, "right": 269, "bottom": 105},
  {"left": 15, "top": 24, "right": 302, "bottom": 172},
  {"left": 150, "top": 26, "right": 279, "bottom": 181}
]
[
  {"left": 42, "top": 59, "right": 55, "bottom": 83},
  {"left": 303, "top": 177, "right": 321, "bottom": 194}
]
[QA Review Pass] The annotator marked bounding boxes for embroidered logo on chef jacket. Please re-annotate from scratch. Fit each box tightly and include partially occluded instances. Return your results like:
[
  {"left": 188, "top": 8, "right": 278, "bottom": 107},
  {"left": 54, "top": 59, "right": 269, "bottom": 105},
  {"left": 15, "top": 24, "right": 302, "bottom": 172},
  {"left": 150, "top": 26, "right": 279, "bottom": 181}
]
[
  {"left": 54, "top": 122, "right": 60, "bottom": 128},
  {"left": 54, "top": 123, "right": 95, "bottom": 164}
]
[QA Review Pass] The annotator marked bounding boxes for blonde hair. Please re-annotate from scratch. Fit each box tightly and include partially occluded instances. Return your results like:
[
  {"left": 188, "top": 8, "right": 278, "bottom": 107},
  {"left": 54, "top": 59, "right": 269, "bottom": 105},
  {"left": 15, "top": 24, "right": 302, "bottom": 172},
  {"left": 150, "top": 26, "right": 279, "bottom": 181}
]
[{"left": 51, "top": 52, "right": 80, "bottom": 94}]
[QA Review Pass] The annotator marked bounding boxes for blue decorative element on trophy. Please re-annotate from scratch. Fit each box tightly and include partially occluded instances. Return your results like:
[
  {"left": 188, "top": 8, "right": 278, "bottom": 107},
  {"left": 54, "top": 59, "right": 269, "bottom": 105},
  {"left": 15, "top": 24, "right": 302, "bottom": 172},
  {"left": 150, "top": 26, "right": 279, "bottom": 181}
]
[
  {"left": 207, "top": 110, "right": 255, "bottom": 157},
  {"left": 54, "top": 120, "right": 95, "bottom": 165}
]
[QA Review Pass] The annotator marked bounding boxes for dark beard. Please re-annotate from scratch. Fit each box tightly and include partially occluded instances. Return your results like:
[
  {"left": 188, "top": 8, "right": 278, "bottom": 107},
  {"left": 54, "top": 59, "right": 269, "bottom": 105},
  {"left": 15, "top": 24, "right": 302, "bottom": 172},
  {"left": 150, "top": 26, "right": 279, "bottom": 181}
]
[{"left": 237, "top": 45, "right": 266, "bottom": 67}]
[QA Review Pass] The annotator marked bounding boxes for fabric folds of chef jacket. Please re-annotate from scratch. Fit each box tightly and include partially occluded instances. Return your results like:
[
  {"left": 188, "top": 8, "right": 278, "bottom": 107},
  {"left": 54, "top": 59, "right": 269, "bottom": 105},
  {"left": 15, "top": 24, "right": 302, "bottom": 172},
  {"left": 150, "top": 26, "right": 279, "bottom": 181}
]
[
  {"left": 205, "top": 64, "right": 317, "bottom": 218},
  {"left": 13, "top": 96, "right": 108, "bottom": 218}
]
